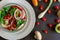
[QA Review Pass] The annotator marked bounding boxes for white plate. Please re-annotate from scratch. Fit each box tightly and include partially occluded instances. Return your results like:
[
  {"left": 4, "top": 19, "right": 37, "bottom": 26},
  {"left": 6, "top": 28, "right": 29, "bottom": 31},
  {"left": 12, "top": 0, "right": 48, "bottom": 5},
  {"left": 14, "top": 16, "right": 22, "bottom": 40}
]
[{"left": 0, "top": 0, "right": 36, "bottom": 40}]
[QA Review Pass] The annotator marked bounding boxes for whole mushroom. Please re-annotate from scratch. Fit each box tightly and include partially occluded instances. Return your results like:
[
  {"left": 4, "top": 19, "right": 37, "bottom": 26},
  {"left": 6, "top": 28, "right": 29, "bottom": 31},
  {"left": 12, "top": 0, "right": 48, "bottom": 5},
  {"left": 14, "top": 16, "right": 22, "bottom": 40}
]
[
  {"left": 34, "top": 31, "right": 42, "bottom": 40},
  {"left": 58, "top": 0, "right": 60, "bottom": 2}
]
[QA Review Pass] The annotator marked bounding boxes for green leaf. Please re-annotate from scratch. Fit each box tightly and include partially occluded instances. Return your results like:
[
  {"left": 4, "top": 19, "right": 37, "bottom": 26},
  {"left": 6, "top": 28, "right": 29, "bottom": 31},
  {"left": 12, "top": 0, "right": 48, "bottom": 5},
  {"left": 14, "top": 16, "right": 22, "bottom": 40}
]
[
  {"left": 0, "top": 18, "right": 5, "bottom": 24},
  {"left": 1, "top": 8, "right": 7, "bottom": 18},
  {"left": 0, "top": 6, "right": 10, "bottom": 24},
  {"left": 16, "top": 20, "right": 25, "bottom": 28},
  {"left": 0, "top": 10, "right": 1, "bottom": 13},
  {"left": 1, "top": 11, "right": 6, "bottom": 18},
  {"left": 10, "top": 8, "right": 16, "bottom": 16},
  {"left": 0, "top": 10, "right": 2, "bottom": 23},
  {"left": 3, "top": 6, "right": 10, "bottom": 12},
  {"left": 0, "top": 10, "right": 2, "bottom": 18}
]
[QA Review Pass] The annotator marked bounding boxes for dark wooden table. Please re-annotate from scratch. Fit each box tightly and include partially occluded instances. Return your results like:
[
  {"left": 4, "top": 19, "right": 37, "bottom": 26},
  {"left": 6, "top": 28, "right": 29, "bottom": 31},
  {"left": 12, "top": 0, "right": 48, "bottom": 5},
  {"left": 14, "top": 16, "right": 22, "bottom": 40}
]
[{"left": 0, "top": 0, "right": 60, "bottom": 40}]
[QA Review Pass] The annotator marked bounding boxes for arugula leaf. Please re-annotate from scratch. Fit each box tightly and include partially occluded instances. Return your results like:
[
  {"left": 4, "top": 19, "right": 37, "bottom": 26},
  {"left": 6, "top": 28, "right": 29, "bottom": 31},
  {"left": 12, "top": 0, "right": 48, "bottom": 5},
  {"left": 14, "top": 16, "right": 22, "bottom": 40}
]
[
  {"left": 1, "top": 11, "right": 6, "bottom": 18},
  {"left": 3, "top": 6, "right": 10, "bottom": 12},
  {"left": 10, "top": 8, "right": 16, "bottom": 16},
  {"left": 0, "top": 10, "right": 2, "bottom": 23},
  {"left": 0, "top": 18, "right": 5, "bottom": 24},
  {"left": 1, "top": 7, "right": 7, "bottom": 18},
  {"left": 16, "top": 20, "right": 25, "bottom": 28},
  {"left": 0, "top": 6, "right": 10, "bottom": 24},
  {"left": 0, "top": 10, "right": 5, "bottom": 24},
  {"left": 0, "top": 10, "right": 2, "bottom": 18}
]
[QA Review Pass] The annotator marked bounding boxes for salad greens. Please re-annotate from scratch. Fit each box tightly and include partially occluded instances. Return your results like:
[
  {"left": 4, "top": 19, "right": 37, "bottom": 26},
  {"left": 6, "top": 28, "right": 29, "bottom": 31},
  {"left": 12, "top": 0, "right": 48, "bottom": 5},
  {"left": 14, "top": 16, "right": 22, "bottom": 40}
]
[
  {"left": 0, "top": 6, "right": 16, "bottom": 24},
  {"left": 0, "top": 10, "right": 5, "bottom": 24},
  {"left": 0, "top": 18, "right": 5, "bottom": 24},
  {"left": 0, "top": 5, "right": 26, "bottom": 31},
  {"left": 0, "top": 10, "right": 2, "bottom": 18},
  {"left": 10, "top": 8, "right": 16, "bottom": 16},
  {"left": 16, "top": 20, "right": 25, "bottom": 28},
  {"left": 3, "top": 6, "right": 10, "bottom": 12}
]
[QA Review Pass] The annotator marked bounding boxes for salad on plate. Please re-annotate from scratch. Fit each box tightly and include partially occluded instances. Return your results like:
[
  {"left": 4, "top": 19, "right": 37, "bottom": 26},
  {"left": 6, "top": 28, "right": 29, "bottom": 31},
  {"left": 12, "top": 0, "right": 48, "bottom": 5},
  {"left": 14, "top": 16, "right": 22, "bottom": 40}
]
[{"left": 0, "top": 4, "right": 27, "bottom": 31}]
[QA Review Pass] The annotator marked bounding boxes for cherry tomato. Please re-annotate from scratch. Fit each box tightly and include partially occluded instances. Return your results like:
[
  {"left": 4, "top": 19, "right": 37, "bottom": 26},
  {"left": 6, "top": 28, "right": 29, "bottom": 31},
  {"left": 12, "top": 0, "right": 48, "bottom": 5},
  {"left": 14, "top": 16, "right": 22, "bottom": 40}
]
[
  {"left": 9, "top": 19, "right": 12, "bottom": 24},
  {"left": 53, "top": 0, "right": 57, "bottom": 3},
  {"left": 35, "top": 21, "right": 40, "bottom": 26},
  {"left": 55, "top": 19, "right": 60, "bottom": 23},
  {"left": 43, "top": 0, "right": 48, "bottom": 3},
  {"left": 43, "top": 29, "right": 48, "bottom": 34},
  {"left": 7, "top": 26, "right": 12, "bottom": 30},
  {"left": 23, "top": 16, "right": 26, "bottom": 19},
  {"left": 12, "top": 22, "right": 16, "bottom": 28},
  {"left": 53, "top": 6, "right": 59, "bottom": 10},
  {"left": 39, "top": 5, "right": 43, "bottom": 11},
  {"left": 4, "top": 14, "right": 10, "bottom": 19},
  {"left": 47, "top": 9, "right": 51, "bottom": 14},
  {"left": 18, "top": 13, "right": 21, "bottom": 17},
  {"left": 47, "top": 23, "right": 53, "bottom": 28},
  {"left": 41, "top": 17, "right": 47, "bottom": 22}
]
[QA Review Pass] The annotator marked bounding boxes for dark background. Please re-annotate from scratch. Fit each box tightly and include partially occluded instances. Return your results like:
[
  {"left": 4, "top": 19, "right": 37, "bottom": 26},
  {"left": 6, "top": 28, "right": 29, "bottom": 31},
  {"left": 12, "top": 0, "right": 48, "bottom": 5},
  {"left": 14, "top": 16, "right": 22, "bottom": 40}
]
[{"left": 0, "top": 0, "right": 60, "bottom": 40}]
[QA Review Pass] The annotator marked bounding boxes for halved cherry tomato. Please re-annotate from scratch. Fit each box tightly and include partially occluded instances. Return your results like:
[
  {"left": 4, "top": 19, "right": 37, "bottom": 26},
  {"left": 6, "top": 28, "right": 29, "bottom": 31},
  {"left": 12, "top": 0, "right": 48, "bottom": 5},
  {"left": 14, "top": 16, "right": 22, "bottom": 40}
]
[
  {"left": 39, "top": 5, "right": 43, "bottom": 11},
  {"left": 47, "top": 9, "right": 51, "bottom": 14},
  {"left": 4, "top": 14, "right": 10, "bottom": 19},
  {"left": 53, "top": 6, "right": 59, "bottom": 10},
  {"left": 47, "top": 23, "right": 53, "bottom": 28},
  {"left": 35, "top": 21, "right": 40, "bottom": 26},
  {"left": 53, "top": 0, "right": 56, "bottom": 3},
  {"left": 43, "top": 0, "right": 48, "bottom": 3},
  {"left": 9, "top": 19, "right": 12, "bottom": 24},
  {"left": 41, "top": 17, "right": 47, "bottom": 22},
  {"left": 18, "top": 13, "right": 21, "bottom": 17},
  {"left": 43, "top": 29, "right": 48, "bottom": 34},
  {"left": 7, "top": 26, "right": 12, "bottom": 30},
  {"left": 11, "top": 22, "right": 16, "bottom": 28},
  {"left": 55, "top": 19, "right": 60, "bottom": 23},
  {"left": 23, "top": 16, "right": 26, "bottom": 19}
]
